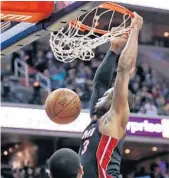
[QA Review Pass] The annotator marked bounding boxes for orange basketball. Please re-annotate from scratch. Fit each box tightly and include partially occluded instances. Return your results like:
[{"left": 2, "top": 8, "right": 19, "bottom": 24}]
[{"left": 45, "top": 88, "right": 81, "bottom": 124}]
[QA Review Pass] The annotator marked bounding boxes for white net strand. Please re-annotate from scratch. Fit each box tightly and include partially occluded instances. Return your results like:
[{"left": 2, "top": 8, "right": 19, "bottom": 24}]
[
  {"left": 49, "top": 5, "right": 132, "bottom": 63},
  {"left": 0, "top": 21, "right": 11, "bottom": 32}
]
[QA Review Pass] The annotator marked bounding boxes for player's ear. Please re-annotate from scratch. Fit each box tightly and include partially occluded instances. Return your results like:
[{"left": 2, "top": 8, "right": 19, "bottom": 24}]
[
  {"left": 77, "top": 165, "right": 84, "bottom": 178},
  {"left": 48, "top": 173, "right": 52, "bottom": 178},
  {"left": 48, "top": 170, "right": 53, "bottom": 178}
]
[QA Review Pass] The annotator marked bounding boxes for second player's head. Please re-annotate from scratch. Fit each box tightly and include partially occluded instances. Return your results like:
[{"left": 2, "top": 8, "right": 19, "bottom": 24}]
[
  {"left": 48, "top": 148, "right": 84, "bottom": 178},
  {"left": 94, "top": 88, "right": 135, "bottom": 118}
]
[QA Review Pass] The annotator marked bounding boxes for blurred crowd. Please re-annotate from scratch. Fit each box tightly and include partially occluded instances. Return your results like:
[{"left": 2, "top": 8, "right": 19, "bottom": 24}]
[
  {"left": 1, "top": 42, "right": 169, "bottom": 115},
  {"left": 1, "top": 165, "right": 49, "bottom": 178},
  {"left": 126, "top": 158, "right": 169, "bottom": 178},
  {"left": 1, "top": 157, "right": 169, "bottom": 178},
  {"left": 129, "top": 63, "right": 169, "bottom": 116}
]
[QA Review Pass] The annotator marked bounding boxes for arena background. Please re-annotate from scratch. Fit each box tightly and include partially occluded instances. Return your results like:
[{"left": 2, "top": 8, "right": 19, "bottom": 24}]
[{"left": 1, "top": 1, "right": 169, "bottom": 178}]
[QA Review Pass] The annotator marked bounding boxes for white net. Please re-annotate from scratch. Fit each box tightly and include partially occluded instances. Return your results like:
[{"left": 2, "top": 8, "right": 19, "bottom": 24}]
[
  {"left": 50, "top": 4, "right": 132, "bottom": 63},
  {"left": 0, "top": 21, "right": 11, "bottom": 32}
]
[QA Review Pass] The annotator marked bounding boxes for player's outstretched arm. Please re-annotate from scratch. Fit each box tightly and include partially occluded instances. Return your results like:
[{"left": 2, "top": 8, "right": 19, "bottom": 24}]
[
  {"left": 90, "top": 37, "right": 127, "bottom": 118},
  {"left": 99, "top": 12, "right": 143, "bottom": 138}
]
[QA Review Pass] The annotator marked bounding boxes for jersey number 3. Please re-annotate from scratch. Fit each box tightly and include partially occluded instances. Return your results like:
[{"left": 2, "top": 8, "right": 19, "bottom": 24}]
[{"left": 81, "top": 140, "right": 90, "bottom": 155}]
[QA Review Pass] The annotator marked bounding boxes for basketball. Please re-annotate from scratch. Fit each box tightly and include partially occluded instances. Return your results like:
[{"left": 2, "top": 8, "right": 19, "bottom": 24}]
[{"left": 45, "top": 88, "right": 81, "bottom": 124}]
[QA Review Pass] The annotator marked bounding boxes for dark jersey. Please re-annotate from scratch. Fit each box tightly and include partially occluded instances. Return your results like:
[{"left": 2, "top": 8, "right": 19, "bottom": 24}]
[{"left": 79, "top": 120, "right": 124, "bottom": 178}]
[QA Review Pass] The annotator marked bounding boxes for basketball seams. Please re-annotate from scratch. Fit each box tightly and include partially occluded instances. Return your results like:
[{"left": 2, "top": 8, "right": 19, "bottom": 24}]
[
  {"left": 56, "top": 113, "right": 80, "bottom": 119},
  {"left": 45, "top": 89, "right": 81, "bottom": 124},
  {"left": 55, "top": 111, "right": 80, "bottom": 124},
  {"left": 52, "top": 90, "right": 65, "bottom": 116},
  {"left": 57, "top": 105, "right": 80, "bottom": 119},
  {"left": 55, "top": 95, "right": 79, "bottom": 116}
]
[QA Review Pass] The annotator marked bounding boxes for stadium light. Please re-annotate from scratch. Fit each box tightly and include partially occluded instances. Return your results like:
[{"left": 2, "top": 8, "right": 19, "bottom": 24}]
[
  {"left": 9, "top": 148, "right": 13, "bottom": 153},
  {"left": 164, "top": 32, "right": 169, "bottom": 37},
  {"left": 3, "top": 151, "right": 8, "bottom": 156},
  {"left": 125, "top": 149, "right": 130, "bottom": 154},
  {"left": 152, "top": 147, "right": 158, "bottom": 152}
]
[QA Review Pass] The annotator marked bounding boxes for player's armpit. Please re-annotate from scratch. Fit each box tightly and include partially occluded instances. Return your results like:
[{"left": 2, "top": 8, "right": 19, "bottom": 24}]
[
  {"left": 98, "top": 70, "right": 130, "bottom": 138},
  {"left": 98, "top": 102, "right": 130, "bottom": 139},
  {"left": 98, "top": 111, "right": 129, "bottom": 139}
]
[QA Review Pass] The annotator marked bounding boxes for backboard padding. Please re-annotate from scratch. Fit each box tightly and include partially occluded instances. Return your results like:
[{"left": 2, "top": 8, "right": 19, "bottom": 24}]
[{"left": 1, "top": 1, "right": 102, "bottom": 58}]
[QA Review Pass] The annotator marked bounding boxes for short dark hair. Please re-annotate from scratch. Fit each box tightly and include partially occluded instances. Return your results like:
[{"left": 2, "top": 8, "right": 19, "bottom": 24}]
[{"left": 48, "top": 148, "right": 80, "bottom": 178}]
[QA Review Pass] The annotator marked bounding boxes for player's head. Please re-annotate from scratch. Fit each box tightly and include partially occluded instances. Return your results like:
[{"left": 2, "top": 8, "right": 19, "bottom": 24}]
[
  {"left": 48, "top": 148, "right": 84, "bottom": 178},
  {"left": 94, "top": 88, "right": 135, "bottom": 118}
]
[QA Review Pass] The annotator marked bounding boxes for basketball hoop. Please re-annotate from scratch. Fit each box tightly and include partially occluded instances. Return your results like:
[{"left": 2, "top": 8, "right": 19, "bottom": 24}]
[
  {"left": 0, "top": 21, "right": 11, "bottom": 32},
  {"left": 50, "top": 2, "right": 134, "bottom": 63}
]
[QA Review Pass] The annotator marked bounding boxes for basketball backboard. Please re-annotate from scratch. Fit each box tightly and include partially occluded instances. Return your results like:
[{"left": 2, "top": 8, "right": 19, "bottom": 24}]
[{"left": 0, "top": 1, "right": 102, "bottom": 58}]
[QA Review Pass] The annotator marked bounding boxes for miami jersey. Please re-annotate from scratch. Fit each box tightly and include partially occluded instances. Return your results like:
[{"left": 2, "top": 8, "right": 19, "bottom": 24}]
[{"left": 79, "top": 120, "right": 123, "bottom": 178}]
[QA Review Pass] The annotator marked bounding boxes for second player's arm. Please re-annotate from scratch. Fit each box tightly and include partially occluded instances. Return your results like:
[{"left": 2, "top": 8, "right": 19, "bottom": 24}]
[
  {"left": 99, "top": 14, "right": 143, "bottom": 138},
  {"left": 90, "top": 50, "right": 117, "bottom": 117}
]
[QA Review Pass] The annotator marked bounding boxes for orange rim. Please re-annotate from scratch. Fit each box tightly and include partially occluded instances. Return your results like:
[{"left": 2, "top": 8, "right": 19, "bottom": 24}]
[{"left": 70, "top": 2, "right": 134, "bottom": 35}]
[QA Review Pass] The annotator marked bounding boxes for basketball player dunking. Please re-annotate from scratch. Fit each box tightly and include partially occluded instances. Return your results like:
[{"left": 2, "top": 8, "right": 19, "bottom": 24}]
[{"left": 79, "top": 12, "right": 143, "bottom": 178}]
